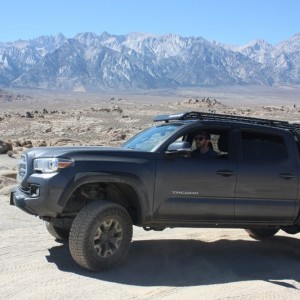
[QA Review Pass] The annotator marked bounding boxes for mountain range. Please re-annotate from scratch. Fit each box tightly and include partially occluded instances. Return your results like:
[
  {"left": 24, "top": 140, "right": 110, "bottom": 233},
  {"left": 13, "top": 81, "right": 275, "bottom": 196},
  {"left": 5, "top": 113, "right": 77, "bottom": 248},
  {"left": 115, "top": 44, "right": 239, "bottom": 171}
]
[{"left": 0, "top": 32, "right": 299, "bottom": 91}]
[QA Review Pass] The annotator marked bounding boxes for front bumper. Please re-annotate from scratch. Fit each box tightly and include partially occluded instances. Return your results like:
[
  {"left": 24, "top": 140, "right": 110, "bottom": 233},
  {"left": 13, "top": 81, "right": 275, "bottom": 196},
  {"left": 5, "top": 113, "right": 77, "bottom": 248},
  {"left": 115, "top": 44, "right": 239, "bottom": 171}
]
[
  {"left": 10, "top": 186, "right": 37, "bottom": 215},
  {"left": 9, "top": 173, "right": 66, "bottom": 217}
]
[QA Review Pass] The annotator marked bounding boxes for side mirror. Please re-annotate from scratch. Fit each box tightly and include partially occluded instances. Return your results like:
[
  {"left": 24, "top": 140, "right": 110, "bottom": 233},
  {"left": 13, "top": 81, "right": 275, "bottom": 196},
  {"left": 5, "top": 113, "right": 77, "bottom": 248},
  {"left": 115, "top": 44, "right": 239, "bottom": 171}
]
[{"left": 165, "top": 141, "right": 191, "bottom": 158}]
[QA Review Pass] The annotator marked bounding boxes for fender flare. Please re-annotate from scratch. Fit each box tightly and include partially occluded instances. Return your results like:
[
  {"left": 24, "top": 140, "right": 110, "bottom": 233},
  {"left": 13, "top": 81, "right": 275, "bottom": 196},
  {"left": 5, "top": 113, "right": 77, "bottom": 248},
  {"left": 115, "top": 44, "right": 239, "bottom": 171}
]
[{"left": 57, "top": 172, "right": 150, "bottom": 222}]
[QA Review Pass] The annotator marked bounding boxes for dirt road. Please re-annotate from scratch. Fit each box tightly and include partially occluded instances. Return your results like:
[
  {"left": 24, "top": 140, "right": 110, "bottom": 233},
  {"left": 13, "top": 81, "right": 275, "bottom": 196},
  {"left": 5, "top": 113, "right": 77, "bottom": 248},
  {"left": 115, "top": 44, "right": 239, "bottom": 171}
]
[{"left": 1, "top": 194, "right": 300, "bottom": 299}]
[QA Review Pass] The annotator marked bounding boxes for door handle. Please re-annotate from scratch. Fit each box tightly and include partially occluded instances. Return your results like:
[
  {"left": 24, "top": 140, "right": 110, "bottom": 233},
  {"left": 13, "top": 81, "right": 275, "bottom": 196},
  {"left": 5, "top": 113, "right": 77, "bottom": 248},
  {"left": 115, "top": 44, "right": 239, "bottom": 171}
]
[
  {"left": 216, "top": 169, "right": 235, "bottom": 177},
  {"left": 279, "top": 173, "right": 295, "bottom": 180}
]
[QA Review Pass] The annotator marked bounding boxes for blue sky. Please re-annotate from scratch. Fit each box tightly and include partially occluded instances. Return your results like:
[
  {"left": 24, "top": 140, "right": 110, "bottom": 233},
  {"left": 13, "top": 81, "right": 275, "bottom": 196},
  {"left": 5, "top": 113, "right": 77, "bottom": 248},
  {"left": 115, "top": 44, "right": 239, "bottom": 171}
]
[{"left": 1, "top": 0, "right": 299, "bottom": 45}]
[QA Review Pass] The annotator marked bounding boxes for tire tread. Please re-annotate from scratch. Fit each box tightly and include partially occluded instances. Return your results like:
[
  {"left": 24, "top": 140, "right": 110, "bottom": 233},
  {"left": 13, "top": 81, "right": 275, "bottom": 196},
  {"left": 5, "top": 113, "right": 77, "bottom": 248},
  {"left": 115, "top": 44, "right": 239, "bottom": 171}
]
[{"left": 69, "top": 201, "right": 132, "bottom": 271}]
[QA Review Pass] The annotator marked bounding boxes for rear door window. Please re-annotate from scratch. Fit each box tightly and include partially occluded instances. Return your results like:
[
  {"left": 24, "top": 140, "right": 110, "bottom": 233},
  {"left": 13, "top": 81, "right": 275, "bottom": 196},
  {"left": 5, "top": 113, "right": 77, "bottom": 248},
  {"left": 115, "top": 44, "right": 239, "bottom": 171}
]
[{"left": 241, "top": 131, "right": 288, "bottom": 162}]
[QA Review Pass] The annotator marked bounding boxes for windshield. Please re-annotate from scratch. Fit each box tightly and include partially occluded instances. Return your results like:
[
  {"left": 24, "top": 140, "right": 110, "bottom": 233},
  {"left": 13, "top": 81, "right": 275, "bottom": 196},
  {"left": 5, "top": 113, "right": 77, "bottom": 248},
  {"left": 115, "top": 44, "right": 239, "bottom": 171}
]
[{"left": 122, "top": 124, "right": 181, "bottom": 152}]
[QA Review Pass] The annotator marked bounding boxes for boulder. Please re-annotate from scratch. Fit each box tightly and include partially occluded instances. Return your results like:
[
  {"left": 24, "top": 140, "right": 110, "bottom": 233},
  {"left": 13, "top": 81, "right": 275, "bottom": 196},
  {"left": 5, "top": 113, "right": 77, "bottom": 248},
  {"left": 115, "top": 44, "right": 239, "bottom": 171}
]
[
  {"left": 0, "top": 140, "right": 8, "bottom": 154},
  {"left": 0, "top": 140, "right": 13, "bottom": 154}
]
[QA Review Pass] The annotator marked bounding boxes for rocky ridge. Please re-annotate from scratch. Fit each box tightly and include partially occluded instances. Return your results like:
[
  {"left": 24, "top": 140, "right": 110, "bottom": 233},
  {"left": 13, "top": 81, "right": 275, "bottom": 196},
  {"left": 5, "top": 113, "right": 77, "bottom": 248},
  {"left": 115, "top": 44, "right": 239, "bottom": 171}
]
[{"left": 1, "top": 96, "right": 299, "bottom": 149}]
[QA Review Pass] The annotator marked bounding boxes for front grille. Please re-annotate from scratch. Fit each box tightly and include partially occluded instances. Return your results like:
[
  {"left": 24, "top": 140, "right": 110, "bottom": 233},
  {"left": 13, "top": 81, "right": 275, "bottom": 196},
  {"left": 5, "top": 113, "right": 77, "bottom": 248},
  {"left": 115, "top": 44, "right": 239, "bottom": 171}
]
[{"left": 18, "top": 154, "right": 27, "bottom": 182}]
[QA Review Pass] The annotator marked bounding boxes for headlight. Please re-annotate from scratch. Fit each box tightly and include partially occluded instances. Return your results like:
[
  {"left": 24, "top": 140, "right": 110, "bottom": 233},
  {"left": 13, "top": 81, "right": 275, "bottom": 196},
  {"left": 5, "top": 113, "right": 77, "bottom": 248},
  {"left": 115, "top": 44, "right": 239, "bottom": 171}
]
[{"left": 33, "top": 158, "right": 73, "bottom": 173}]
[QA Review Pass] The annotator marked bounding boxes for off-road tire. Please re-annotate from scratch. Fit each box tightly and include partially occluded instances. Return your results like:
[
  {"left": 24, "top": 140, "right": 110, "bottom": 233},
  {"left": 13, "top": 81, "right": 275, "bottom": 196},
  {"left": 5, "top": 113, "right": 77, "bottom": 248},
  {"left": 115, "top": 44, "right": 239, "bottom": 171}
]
[
  {"left": 46, "top": 222, "right": 69, "bottom": 242},
  {"left": 69, "top": 200, "right": 133, "bottom": 271},
  {"left": 245, "top": 228, "right": 279, "bottom": 240}
]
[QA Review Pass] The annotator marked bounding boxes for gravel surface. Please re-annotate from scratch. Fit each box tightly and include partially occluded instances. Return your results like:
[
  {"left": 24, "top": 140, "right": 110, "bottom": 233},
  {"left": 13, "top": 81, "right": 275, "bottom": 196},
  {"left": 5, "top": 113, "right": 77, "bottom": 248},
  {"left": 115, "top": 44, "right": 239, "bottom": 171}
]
[{"left": 1, "top": 194, "right": 300, "bottom": 299}]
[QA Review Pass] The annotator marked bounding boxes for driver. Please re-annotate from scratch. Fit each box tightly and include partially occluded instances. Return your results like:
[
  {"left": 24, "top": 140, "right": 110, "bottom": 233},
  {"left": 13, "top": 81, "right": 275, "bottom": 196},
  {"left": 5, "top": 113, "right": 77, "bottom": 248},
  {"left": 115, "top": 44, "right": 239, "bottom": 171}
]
[{"left": 191, "top": 131, "right": 218, "bottom": 159}]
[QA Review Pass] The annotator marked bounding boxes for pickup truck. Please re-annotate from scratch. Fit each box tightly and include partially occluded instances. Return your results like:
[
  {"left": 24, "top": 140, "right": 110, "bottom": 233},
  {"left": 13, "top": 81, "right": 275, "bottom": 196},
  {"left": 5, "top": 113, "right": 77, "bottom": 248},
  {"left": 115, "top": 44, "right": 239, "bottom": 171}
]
[{"left": 10, "top": 111, "right": 300, "bottom": 271}]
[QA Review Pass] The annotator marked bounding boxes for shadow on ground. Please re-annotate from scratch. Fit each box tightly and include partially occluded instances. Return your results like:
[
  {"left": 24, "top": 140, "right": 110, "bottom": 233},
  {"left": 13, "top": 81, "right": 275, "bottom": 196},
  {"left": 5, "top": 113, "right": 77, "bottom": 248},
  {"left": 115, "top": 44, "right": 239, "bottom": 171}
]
[{"left": 46, "top": 235, "right": 300, "bottom": 288}]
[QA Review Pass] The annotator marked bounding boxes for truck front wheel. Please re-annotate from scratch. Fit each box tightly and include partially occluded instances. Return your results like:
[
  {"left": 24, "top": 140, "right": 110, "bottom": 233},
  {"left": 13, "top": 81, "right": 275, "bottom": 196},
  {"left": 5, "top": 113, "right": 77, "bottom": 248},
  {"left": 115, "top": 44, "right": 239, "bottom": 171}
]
[
  {"left": 69, "top": 201, "right": 132, "bottom": 271},
  {"left": 245, "top": 228, "right": 279, "bottom": 240}
]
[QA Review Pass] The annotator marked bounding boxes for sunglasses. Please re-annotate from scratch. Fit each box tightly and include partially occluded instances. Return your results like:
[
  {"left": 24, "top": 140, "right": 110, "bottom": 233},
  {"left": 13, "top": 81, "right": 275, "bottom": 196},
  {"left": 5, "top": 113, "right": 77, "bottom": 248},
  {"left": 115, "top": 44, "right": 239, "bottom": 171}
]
[{"left": 194, "top": 136, "right": 206, "bottom": 141}]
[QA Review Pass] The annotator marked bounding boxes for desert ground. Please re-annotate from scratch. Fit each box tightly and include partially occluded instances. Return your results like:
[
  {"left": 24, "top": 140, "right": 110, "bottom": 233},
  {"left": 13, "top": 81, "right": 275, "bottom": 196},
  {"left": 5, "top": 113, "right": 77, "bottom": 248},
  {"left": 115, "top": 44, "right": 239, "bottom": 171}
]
[{"left": 1, "top": 87, "right": 300, "bottom": 299}]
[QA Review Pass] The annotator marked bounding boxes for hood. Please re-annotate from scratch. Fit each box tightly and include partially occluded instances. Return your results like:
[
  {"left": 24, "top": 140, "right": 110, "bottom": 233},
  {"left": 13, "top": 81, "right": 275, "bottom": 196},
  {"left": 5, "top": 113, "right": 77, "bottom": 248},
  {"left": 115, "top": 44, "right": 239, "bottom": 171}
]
[{"left": 24, "top": 146, "right": 135, "bottom": 159}]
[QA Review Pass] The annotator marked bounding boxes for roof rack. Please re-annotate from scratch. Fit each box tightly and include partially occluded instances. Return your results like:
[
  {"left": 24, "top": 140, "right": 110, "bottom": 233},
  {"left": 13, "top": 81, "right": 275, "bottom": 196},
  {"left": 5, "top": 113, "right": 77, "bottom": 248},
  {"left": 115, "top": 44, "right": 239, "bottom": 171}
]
[{"left": 154, "top": 111, "right": 300, "bottom": 130}]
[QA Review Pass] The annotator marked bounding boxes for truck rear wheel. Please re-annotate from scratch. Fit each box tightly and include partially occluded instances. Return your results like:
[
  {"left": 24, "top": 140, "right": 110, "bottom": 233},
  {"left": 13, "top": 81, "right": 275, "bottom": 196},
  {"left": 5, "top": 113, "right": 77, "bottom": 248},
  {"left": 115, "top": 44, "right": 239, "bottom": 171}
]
[
  {"left": 69, "top": 201, "right": 132, "bottom": 271},
  {"left": 245, "top": 228, "right": 279, "bottom": 240},
  {"left": 46, "top": 222, "right": 69, "bottom": 242}
]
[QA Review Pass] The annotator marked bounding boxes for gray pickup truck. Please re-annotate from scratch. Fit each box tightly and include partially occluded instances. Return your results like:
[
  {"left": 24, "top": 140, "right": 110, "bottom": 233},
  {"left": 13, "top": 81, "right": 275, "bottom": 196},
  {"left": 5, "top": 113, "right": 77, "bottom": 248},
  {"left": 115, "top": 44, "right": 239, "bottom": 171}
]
[{"left": 10, "top": 111, "right": 300, "bottom": 271}]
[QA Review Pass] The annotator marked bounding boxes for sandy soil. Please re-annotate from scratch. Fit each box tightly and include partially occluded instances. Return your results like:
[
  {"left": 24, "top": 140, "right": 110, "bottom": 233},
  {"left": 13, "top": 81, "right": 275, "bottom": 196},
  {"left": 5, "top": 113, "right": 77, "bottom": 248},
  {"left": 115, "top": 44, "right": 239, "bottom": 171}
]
[{"left": 1, "top": 89, "right": 300, "bottom": 299}]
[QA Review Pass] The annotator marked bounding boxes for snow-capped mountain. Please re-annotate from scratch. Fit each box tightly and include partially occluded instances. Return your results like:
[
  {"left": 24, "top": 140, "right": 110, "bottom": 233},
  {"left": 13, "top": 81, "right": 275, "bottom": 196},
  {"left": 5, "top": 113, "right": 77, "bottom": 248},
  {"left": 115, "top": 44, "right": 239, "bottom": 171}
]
[{"left": 0, "top": 32, "right": 299, "bottom": 90}]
